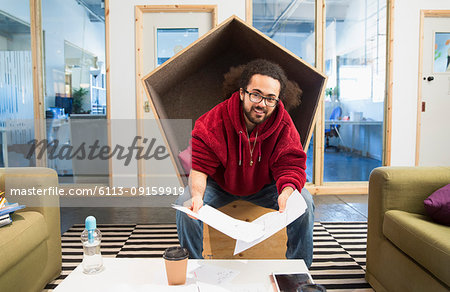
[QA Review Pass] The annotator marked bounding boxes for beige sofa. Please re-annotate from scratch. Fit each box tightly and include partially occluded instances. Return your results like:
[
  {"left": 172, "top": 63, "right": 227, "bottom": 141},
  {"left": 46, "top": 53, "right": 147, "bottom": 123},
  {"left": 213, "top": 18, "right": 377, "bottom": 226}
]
[
  {"left": 0, "top": 167, "right": 62, "bottom": 292},
  {"left": 366, "top": 166, "right": 450, "bottom": 292}
]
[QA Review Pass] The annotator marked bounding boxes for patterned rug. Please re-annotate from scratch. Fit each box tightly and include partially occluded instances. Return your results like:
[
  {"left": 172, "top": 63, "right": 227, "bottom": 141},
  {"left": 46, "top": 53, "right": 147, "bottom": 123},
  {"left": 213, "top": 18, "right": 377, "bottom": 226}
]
[{"left": 44, "top": 222, "right": 372, "bottom": 291}]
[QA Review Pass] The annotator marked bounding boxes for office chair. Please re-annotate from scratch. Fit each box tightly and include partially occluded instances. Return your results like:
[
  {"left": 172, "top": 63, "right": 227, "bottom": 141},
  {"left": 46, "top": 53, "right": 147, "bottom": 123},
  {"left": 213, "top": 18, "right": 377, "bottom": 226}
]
[{"left": 325, "top": 106, "right": 343, "bottom": 151}]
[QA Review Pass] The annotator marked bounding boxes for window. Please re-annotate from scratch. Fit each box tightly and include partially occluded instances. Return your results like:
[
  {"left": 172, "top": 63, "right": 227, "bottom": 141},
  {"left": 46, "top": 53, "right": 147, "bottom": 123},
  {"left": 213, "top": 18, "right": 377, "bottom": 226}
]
[
  {"left": 156, "top": 28, "right": 199, "bottom": 66},
  {"left": 42, "top": 0, "right": 107, "bottom": 184},
  {"left": 254, "top": 0, "right": 388, "bottom": 184},
  {"left": 0, "top": 2, "right": 34, "bottom": 168},
  {"left": 253, "top": 0, "right": 316, "bottom": 182},
  {"left": 324, "top": 0, "right": 386, "bottom": 181}
]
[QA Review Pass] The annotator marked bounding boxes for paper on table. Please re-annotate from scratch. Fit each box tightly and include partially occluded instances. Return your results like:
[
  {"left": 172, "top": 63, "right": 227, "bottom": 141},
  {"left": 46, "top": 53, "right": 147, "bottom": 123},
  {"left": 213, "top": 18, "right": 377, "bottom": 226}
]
[
  {"left": 172, "top": 204, "right": 265, "bottom": 243},
  {"left": 234, "top": 189, "right": 307, "bottom": 255},
  {"left": 191, "top": 264, "right": 239, "bottom": 285}
]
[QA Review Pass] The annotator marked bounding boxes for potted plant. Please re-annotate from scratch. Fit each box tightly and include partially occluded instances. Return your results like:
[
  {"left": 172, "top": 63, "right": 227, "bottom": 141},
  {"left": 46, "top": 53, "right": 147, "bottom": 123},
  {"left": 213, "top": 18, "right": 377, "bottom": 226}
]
[
  {"left": 72, "top": 87, "right": 89, "bottom": 114},
  {"left": 325, "top": 87, "right": 340, "bottom": 103}
]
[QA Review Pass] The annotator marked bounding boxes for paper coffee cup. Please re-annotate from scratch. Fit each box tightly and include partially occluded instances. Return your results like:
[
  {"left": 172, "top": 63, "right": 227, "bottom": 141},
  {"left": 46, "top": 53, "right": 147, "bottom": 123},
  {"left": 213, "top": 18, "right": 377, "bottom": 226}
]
[{"left": 163, "top": 246, "right": 189, "bottom": 285}]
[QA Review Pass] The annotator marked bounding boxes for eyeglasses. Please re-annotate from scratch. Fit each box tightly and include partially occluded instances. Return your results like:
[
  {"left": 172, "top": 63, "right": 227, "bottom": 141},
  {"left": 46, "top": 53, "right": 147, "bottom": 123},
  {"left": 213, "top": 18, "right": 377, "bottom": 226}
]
[{"left": 243, "top": 89, "right": 279, "bottom": 107}]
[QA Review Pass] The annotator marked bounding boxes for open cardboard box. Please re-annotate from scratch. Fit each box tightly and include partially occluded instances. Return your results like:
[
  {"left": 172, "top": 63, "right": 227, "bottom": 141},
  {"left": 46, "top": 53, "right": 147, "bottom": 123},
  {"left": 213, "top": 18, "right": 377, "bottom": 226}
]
[{"left": 143, "top": 16, "right": 327, "bottom": 186}]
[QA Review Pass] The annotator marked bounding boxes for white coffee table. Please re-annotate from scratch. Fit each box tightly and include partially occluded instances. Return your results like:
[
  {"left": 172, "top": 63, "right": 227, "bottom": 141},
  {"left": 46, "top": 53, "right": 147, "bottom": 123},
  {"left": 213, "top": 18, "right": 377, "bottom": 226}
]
[{"left": 54, "top": 258, "right": 308, "bottom": 291}]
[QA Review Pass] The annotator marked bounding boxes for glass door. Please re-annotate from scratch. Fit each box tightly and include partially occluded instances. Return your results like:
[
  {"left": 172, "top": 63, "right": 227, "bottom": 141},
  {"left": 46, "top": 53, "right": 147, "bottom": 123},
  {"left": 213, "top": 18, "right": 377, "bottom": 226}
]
[
  {"left": 253, "top": 0, "right": 388, "bottom": 186},
  {"left": 41, "top": 0, "right": 107, "bottom": 184},
  {"left": 253, "top": 0, "right": 316, "bottom": 182},
  {"left": 0, "top": 2, "right": 35, "bottom": 168},
  {"left": 323, "top": 0, "right": 386, "bottom": 181}
]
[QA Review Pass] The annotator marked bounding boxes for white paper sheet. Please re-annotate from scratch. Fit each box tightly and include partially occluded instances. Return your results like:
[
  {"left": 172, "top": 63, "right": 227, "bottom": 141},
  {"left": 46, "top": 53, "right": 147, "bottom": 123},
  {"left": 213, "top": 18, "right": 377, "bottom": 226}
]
[
  {"left": 172, "top": 204, "right": 265, "bottom": 243},
  {"left": 191, "top": 264, "right": 239, "bottom": 285},
  {"left": 233, "top": 189, "right": 307, "bottom": 255}
]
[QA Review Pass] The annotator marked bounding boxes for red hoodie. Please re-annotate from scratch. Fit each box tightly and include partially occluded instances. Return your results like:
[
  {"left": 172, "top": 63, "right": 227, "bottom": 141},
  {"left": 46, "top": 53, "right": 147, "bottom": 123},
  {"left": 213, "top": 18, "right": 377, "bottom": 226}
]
[{"left": 191, "top": 91, "right": 307, "bottom": 196}]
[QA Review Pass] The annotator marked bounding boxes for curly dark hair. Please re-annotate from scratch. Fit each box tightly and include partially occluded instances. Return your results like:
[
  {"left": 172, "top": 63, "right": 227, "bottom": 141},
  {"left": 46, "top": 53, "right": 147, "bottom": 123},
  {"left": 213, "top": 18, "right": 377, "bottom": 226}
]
[{"left": 222, "top": 59, "right": 302, "bottom": 111}]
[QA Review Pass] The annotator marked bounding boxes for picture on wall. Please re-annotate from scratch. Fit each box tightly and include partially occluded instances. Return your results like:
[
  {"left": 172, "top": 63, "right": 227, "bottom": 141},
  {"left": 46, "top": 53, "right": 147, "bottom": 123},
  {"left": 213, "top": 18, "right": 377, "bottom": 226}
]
[
  {"left": 156, "top": 28, "right": 199, "bottom": 66},
  {"left": 433, "top": 32, "right": 450, "bottom": 73}
]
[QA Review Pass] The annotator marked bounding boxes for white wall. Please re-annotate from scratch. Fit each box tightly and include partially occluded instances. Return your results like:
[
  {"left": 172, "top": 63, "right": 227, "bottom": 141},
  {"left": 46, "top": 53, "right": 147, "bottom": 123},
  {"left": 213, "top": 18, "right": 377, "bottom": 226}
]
[
  {"left": 108, "top": 0, "right": 246, "bottom": 186},
  {"left": 391, "top": 0, "right": 450, "bottom": 165}
]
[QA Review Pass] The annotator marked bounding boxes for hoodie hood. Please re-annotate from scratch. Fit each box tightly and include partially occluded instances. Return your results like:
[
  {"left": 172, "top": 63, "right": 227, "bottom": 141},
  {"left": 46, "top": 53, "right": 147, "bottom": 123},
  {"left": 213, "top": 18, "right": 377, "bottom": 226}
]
[
  {"left": 191, "top": 90, "right": 306, "bottom": 196},
  {"left": 227, "top": 91, "right": 286, "bottom": 166}
]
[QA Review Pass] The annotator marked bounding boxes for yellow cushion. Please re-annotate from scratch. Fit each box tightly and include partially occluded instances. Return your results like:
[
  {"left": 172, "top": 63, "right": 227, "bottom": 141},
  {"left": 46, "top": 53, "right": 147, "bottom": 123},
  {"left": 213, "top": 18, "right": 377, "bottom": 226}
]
[
  {"left": 383, "top": 210, "right": 450, "bottom": 286},
  {"left": 0, "top": 211, "right": 49, "bottom": 276}
]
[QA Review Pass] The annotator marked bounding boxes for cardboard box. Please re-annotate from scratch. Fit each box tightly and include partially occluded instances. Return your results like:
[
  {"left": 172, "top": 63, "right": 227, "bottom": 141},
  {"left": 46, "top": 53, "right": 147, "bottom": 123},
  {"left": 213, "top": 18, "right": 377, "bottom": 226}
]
[{"left": 143, "top": 16, "right": 327, "bottom": 185}]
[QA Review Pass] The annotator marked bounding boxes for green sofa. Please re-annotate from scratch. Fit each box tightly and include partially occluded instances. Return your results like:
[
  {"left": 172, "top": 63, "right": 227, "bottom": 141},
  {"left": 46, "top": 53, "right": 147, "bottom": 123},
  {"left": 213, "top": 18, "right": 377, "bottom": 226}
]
[
  {"left": 366, "top": 166, "right": 450, "bottom": 292},
  {"left": 0, "top": 167, "right": 62, "bottom": 292}
]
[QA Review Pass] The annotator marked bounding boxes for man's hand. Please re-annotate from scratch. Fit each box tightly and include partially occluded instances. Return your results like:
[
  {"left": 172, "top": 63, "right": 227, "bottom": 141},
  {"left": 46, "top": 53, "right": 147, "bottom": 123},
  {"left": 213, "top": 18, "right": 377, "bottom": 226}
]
[
  {"left": 187, "top": 169, "right": 208, "bottom": 220},
  {"left": 187, "top": 196, "right": 204, "bottom": 219},
  {"left": 278, "top": 186, "right": 295, "bottom": 213}
]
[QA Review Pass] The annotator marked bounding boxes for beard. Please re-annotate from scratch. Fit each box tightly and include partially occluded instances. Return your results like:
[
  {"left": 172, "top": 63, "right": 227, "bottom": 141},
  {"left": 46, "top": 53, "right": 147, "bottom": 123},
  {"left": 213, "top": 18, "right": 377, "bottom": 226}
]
[{"left": 243, "top": 104, "right": 271, "bottom": 125}]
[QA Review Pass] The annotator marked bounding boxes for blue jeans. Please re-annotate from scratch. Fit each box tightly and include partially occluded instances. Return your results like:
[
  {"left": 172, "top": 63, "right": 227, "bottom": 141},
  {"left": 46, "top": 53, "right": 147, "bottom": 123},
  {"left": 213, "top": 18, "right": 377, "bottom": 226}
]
[{"left": 175, "top": 178, "right": 315, "bottom": 268}]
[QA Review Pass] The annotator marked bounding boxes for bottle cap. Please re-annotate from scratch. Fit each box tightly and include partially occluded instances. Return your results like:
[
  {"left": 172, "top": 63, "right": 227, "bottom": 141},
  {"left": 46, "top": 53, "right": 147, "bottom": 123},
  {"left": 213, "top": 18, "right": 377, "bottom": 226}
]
[{"left": 85, "top": 216, "right": 97, "bottom": 231}]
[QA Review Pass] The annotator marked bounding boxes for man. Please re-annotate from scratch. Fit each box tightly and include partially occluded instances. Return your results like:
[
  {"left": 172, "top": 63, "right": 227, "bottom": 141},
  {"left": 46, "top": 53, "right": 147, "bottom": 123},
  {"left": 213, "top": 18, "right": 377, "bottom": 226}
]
[{"left": 176, "top": 59, "right": 314, "bottom": 268}]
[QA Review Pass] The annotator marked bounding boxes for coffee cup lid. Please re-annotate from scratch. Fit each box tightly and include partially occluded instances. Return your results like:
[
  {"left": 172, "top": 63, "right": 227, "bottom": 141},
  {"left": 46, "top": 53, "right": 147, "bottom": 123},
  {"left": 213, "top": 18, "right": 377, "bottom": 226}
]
[{"left": 163, "top": 246, "right": 189, "bottom": 261}]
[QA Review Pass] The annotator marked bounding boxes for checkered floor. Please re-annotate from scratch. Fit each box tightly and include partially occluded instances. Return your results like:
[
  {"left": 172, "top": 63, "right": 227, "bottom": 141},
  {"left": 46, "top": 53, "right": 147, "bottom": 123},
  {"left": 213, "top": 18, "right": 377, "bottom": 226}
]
[{"left": 44, "top": 222, "right": 372, "bottom": 291}]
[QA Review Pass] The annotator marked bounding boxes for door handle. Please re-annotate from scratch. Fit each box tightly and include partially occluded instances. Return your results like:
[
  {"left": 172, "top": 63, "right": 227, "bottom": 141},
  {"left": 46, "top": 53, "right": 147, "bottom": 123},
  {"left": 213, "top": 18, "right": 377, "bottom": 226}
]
[
  {"left": 425, "top": 76, "right": 434, "bottom": 82},
  {"left": 144, "top": 101, "right": 150, "bottom": 113}
]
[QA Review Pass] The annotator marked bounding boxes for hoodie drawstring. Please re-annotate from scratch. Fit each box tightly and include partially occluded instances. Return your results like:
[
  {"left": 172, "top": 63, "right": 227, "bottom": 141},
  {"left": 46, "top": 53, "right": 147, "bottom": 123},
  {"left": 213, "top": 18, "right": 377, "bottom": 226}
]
[
  {"left": 258, "top": 139, "right": 261, "bottom": 162},
  {"left": 239, "top": 130, "right": 262, "bottom": 166},
  {"left": 239, "top": 131, "right": 242, "bottom": 166}
]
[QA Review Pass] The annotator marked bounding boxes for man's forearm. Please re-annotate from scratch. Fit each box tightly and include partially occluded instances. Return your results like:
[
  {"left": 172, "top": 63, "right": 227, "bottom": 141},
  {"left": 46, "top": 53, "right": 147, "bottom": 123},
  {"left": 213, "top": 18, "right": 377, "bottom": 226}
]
[
  {"left": 281, "top": 186, "right": 295, "bottom": 196},
  {"left": 278, "top": 185, "right": 295, "bottom": 212},
  {"left": 189, "top": 169, "right": 208, "bottom": 199}
]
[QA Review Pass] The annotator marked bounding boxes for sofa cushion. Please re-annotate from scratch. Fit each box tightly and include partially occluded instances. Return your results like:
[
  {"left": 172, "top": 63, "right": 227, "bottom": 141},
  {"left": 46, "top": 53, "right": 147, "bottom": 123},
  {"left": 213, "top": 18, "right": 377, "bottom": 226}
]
[
  {"left": 424, "top": 184, "right": 450, "bottom": 226},
  {"left": 0, "top": 211, "right": 49, "bottom": 276},
  {"left": 383, "top": 210, "right": 450, "bottom": 286}
]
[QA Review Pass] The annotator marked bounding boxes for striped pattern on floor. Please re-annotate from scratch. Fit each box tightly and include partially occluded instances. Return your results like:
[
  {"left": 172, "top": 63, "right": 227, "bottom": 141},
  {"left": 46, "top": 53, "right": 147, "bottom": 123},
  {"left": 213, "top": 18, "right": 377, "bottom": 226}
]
[{"left": 44, "top": 222, "right": 371, "bottom": 291}]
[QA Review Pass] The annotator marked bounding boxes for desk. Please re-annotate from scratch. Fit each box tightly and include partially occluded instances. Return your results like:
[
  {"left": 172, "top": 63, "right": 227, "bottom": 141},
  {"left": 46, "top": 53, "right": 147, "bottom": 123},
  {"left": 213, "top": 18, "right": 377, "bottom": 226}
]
[
  {"left": 54, "top": 258, "right": 308, "bottom": 291},
  {"left": 325, "top": 120, "right": 383, "bottom": 156}
]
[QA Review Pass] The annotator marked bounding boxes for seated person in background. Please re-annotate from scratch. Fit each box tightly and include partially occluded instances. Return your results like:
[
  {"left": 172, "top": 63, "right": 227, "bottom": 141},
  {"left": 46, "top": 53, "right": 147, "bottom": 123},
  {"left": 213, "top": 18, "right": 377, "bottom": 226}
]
[{"left": 176, "top": 59, "right": 315, "bottom": 268}]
